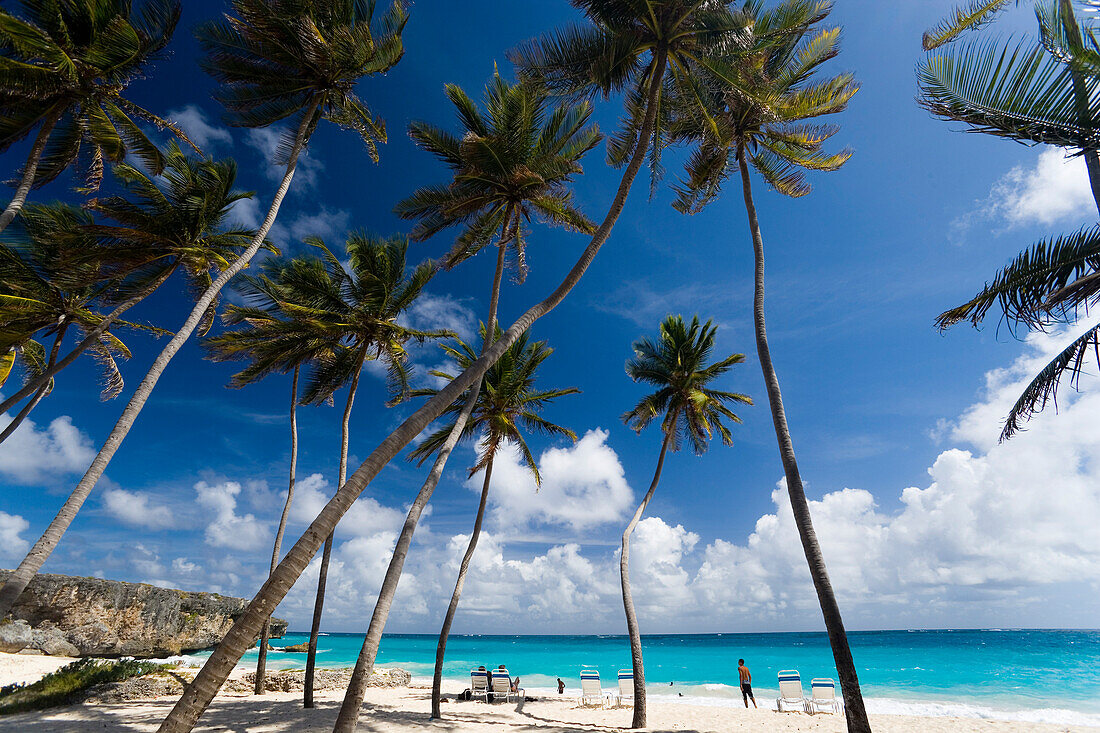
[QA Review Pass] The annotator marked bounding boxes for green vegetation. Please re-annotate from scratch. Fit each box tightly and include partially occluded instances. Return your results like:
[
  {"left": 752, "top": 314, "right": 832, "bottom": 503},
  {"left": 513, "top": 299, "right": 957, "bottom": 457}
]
[{"left": 0, "top": 658, "right": 169, "bottom": 716}]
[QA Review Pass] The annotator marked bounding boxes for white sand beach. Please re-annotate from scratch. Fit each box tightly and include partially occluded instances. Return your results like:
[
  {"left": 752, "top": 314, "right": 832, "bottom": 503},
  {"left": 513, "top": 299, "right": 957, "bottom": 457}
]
[
  {"left": 0, "top": 654, "right": 1096, "bottom": 733},
  {"left": 0, "top": 652, "right": 77, "bottom": 688}
]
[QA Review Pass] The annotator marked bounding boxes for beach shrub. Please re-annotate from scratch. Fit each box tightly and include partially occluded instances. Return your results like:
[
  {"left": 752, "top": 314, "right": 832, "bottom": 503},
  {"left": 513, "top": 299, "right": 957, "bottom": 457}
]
[{"left": 0, "top": 658, "right": 169, "bottom": 715}]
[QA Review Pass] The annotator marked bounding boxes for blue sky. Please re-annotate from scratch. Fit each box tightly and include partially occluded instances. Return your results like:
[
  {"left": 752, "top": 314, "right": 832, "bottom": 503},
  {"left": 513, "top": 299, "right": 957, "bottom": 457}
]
[{"left": 2, "top": 1, "right": 1099, "bottom": 634}]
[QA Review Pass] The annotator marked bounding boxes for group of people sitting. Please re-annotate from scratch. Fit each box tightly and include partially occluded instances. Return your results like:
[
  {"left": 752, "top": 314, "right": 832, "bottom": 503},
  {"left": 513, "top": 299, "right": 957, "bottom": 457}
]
[{"left": 472, "top": 664, "right": 522, "bottom": 698}]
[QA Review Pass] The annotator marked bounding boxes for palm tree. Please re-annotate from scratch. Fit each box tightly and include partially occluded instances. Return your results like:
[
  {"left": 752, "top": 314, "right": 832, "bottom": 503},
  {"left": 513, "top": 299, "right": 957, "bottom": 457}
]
[
  {"left": 918, "top": 0, "right": 1100, "bottom": 212},
  {"left": 0, "top": 204, "right": 161, "bottom": 443},
  {"left": 267, "top": 233, "right": 445, "bottom": 707},
  {"left": 203, "top": 265, "right": 339, "bottom": 694},
  {"left": 157, "top": 5, "right": 751, "bottom": 729},
  {"left": 619, "top": 315, "right": 749, "bottom": 726},
  {"left": 666, "top": 3, "right": 868, "bottom": 731},
  {"left": 0, "top": 0, "right": 408, "bottom": 620},
  {"left": 0, "top": 0, "right": 191, "bottom": 233},
  {"left": 334, "top": 71, "right": 599, "bottom": 729},
  {"left": 0, "top": 143, "right": 262, "bottom": 420},
  {"left": 410, "top": 325, "right": 579, "bottom": 719}
]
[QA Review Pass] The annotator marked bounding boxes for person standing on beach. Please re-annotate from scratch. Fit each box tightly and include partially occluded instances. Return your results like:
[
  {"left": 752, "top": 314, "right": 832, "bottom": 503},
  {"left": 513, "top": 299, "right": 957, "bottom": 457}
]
[
  {"left": 738, "top": 659, "right": 756, "bottom": 708},
  {"left": 557, "top": 678, "right": 565, "bottom": 695}
]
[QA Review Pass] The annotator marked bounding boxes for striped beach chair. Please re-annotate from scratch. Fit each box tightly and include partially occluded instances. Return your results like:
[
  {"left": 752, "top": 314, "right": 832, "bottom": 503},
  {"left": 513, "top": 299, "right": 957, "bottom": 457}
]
[
  {"left": 490, "top": 667, "right": 521, "bottom": 702},
  {"left": 470, "top": 669, "right": 489, "bottom": 702},
  {"left": 776, "top": 669, "right": 808, "bottom": 712},
  {"left": 614, "top": 669, "right": 634, "bottom": 707},
  {"left": 808, "top": 678, "right": 841, "bottom": 714},
  {"left": 580, "top": 668, "right": 606, "bottom": 707}
]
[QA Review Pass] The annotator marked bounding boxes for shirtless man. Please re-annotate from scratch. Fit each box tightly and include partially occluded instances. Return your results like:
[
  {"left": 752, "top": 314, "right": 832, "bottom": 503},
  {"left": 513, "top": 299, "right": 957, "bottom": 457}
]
[{"left": 738, "top": 659, "right": 756, "bottom": 708}]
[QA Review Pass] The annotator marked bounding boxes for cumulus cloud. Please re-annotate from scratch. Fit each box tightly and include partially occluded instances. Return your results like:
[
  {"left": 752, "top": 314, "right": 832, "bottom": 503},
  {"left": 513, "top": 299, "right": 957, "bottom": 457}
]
[
  {"left": 101, "top": 488, "right": 175, "bottom": 530},
  {"left": 0, "top": 411, "right": 95, "bottom": 483},
  {"left": 288, "top": 472, "right": 406, "bottom": 539},
  {"left": 194, "top": 480, "right": 269, "bottom": 551},
  {"left": 246, "top": 127, "right": 324, "bottom": 188},
  {"left": 0, "top": 511, "right": 30, "bottom": 562},
  {"left": 403, "top": 294, "right": 478, "bottom": 342},
  {"left": 954, "top": 148, "right": 1095, "bottom": 239},
  {"left": 167, "top": 105, "right": 233, "bottom": 150},
  {"left": 286, "top": 207, "right": 351, "bottom": 244},
  {"left": 466, "top": 429, "right": 635, "bottom": 534}
]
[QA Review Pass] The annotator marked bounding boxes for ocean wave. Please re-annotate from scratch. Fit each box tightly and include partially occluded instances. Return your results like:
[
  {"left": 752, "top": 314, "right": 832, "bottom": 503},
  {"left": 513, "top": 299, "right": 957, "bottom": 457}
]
[{"left": 864, "top": 697, "right": 1100, "bottom": 727}]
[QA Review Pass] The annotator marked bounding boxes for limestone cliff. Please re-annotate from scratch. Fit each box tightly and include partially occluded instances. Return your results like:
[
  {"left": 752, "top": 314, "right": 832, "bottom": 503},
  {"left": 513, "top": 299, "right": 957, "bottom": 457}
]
[{"left": 0, "top": 571, "right": 287, "bottom": 658}]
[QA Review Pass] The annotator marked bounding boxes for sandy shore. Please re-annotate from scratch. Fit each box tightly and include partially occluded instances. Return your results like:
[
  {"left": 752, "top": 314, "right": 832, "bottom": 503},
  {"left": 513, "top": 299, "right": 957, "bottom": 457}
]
[
  {"left": 1, "top": 673, "right": 1097, "bottom": 733},
  {"left": 0, "top": 652, "right": 77, "bottom": 688}
]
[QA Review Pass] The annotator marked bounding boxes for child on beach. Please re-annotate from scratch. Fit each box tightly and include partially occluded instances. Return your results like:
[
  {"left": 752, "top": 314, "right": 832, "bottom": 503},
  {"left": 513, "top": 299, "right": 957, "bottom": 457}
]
[{"left": 738, "top": 659, "right": 756, "bottom": 708}]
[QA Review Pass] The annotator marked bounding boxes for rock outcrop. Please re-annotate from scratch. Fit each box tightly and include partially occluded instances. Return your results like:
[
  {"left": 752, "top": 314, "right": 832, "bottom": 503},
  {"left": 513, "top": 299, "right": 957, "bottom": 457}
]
[{"left": 0, "top": 571, "right": 287, "bottom": 658}]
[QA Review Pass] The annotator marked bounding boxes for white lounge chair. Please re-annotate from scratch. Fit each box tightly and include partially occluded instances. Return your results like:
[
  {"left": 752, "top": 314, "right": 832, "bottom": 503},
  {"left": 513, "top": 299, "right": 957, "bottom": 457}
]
[
  {"left": 807, "top": 678, "right": 841, "bottom": 714},
  {"left": 580, "top": 669, "right": 607, "bottom": 707},
  {"left": 776, "top": 669, "right": 808, "bottom": 712},
  {"left": 491, "top": 668, "right": 521, "bottom": 702},
  {"left": 614, "top": 669, "right": 634, "bottom": 707},
  {"left": 470, "top": 669, "right": 489, "bottom": 702}
]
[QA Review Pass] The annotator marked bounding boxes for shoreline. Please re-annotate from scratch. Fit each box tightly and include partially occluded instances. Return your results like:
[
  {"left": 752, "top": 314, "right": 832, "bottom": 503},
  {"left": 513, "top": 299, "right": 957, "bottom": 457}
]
[{"left": 1, "top": 682, "right": 1098, "bottom": 733}]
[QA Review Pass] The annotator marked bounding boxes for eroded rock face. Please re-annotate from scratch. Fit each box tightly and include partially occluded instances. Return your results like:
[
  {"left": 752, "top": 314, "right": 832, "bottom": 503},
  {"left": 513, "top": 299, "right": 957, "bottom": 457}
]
[
  {"left": 0, "top": 571, "right": 287, "bottom": 658},
  {"left": 0, "top": 620, "right": 31, "bottom": 653}
]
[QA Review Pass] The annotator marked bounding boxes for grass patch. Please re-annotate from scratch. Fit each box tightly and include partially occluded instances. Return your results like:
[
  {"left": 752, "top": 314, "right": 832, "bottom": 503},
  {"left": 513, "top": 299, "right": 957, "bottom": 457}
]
[{"left": 0, "top": 658, "right": 170, "bottom": 715}]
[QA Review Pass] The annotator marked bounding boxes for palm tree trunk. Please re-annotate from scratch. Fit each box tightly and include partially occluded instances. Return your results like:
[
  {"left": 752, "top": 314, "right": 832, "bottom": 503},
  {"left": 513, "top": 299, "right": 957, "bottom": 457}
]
[
  {"left": 305, "top": 351, "right": 365, "bottom": 707},
  {"left": 736, "top": 148, "right": 871, "bottom": 733},
  {"left": 431, "top": 455, "right": 494, "bottom": 716},
  {"left": 621, "top": 430, "right": 671, "bottom": 728},
  {"left": 1059, "top": 0, "right": 1100, "bottom": 215},
  {"left": 0, "top": 322, "right": 67, "bottom": 445},
  {"left": 334, "top": 223, "right": 509, "bottom": 732},
  {"left": 255, "top": 365, "right": 301, "bottom": 694},
  {"left": 0, "top": 266, "right": 177, "bottom": 416},
  {"left": 0, "top": 105, "right": 63, "bottom": 235},
  {"left": 0, "top": 98, "right": 323, "bottom": 621},
  {"left": 154, "top": 49, "right": 668, "bottom": 733}
]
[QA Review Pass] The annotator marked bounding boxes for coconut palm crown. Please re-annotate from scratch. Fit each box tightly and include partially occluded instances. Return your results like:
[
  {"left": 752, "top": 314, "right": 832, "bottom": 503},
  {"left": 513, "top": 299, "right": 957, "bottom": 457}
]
[
  {"left": 409, "top": 323, "right": 580, "bottom": 481},
  {"left": 0, "top": 0, "right": 191, "bottom": 192},
  {"left": 668, "top": 0, "right": 857, "bottom": 213},
  {"left": 623, "top": 314, "right": 750, "bottom": 452},
  {"left": 508, "top": 0, "right": 754, "bottom": 187},
  {"left": 196, "top": 0, "right": 408, "bottom": 163},
  {"left": 395, "top": 70, "right": 601, "bottom": 279}
]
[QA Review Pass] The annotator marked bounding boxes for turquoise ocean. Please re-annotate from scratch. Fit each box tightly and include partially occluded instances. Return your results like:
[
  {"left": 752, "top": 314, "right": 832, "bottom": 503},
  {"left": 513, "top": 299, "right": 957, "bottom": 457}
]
[{"left": 188, "top": 629, "right": 1100, "bottom": 725}]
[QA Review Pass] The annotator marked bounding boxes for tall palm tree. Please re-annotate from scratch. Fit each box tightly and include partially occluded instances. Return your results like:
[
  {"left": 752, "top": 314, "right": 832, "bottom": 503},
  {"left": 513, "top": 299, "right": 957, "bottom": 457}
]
[
  {"left": 0, "top": 0, "right": 190, "bottom": 233},
  {"left": 334, "top": 71, "right": 599, "bottom": 729},
  {"left": 0, "top": 0, "right": 408, "bottom": 620},
  {"left": 268, "top": 233, "right": 445, "bottom": 707},
  {"left": 0, "top": 143, "right": 262, "bottom": 420},
  {"left": 157, "top": 5, "right": 752, "bottom": 729},
  {"left": 203, "top": 265, "right": 339, "bottom": 694},
  {"left": 0, "top": 204, "right": 161, "bottom": 443},
  {"left": 918, "top": 0, "right": 1100, "bottom": 211},
  {"left": 410, "top": 325, "right": 579, "bottom": 719},
  {"left": 667, "top": 3, "right": 868, "bottom": 731},
  {"left": 619, "top": 315, "right": 749, "bottom": 727}
]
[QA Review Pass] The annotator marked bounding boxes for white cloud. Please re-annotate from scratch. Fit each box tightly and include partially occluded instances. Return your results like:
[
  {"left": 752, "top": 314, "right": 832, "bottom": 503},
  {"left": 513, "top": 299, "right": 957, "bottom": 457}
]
[
  {"left": 0, "top": 511, "right": 29, "bottom": 562},
  {"left": 289, "top": 472, "right": 406, "bottom": 539},
  {"left": 194, "top": 480, "right": 269, "bottom": 551},
  {"left": 167, "top": 105, "right": 233, "bottom": 150},
  {"left": 403, "top": 294, "right": 478, "bottom": 342},
  {"left": 286, "top": 207, "right": 351, "bottom": 244},
  {"left": 956, "top": 148, "right": 1095, "bottom": 238},
  {"left": 101, "top": 488, "right": 175, "bottom": 530},
  {"left": 246, "top": 127, "right": 324, "bottom": 189},
  {"left": 226, "top": 197, "right": 263, "bottom": 231},
  {"left": 0, "top": 411, "right": 95, "bottom": 484},
  {"left": 465, "top": 429, "right": 635, "bottom": 533}
]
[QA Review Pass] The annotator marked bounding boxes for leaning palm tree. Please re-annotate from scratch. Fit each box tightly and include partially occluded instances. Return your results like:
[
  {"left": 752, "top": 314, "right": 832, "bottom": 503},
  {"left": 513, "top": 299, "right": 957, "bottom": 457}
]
[
  {"left": 0, "top": 204, "right": 161, "bottom": 442},
  {"left": 918, "top": 0, "right": 1100, "bottom": 212},
  {"left": 0, "top": 0, "right": 191, "bottom": 233},
  {"left": 270, "top": 233, "right": 445, "bottom": 707},
  {"left": 0, "top": 144, "right": 262, "bottom": 420},
  {"left": 156, "top": 5, "right": 753, "bottom": 730},
  {"left": 410, "top": 324, "right": 579, "bottom": 719},
  {"left": 667, "top": 2, "right": 868, "bottom": 731},
  {"left": 0, "top": 0, "right": 408, "bottom": 620},
  {"left": 619, "top": 314, "right": 749, "bottom": 726},
  {"left": 203, "top": 266, "right": 338, "bottom": 694},
  {"left": 335, "top": 71, "right": 599, "bottom": 727}
]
